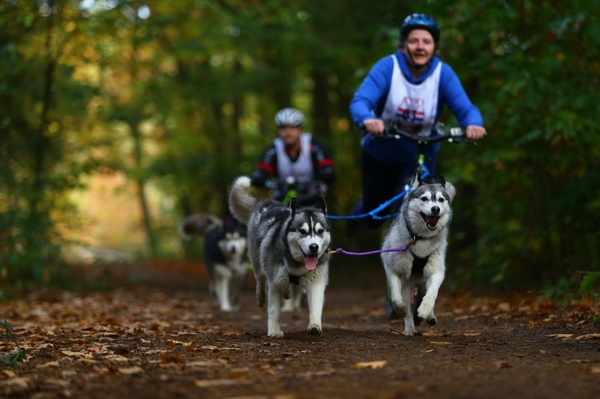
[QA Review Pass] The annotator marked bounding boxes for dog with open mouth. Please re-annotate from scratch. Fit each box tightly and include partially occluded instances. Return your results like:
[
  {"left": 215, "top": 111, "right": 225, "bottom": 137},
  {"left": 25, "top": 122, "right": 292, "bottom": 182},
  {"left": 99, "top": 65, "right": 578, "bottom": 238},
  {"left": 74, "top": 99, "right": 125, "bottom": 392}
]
[
  {"left": 228, "top": 176, "right": 332, "bottom": 338},
  {"left": 381, "top": 174, "right": 456, "bottom": 336}
]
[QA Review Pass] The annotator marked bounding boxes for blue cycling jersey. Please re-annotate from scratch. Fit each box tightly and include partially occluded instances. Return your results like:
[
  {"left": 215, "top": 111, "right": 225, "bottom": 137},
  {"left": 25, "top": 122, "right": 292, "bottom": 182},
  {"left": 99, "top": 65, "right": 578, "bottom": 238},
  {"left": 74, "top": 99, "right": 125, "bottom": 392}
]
[{"left": 349, "top": 51, "right": 484, "bottom": 165}]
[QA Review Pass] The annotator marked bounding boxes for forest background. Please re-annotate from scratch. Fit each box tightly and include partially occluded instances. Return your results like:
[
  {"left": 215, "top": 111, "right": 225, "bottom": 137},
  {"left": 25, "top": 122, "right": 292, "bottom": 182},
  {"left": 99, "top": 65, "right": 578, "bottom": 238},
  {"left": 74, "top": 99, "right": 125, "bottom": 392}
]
[{"left": 1, "top": 0, "right": 598, "bottom": 298}]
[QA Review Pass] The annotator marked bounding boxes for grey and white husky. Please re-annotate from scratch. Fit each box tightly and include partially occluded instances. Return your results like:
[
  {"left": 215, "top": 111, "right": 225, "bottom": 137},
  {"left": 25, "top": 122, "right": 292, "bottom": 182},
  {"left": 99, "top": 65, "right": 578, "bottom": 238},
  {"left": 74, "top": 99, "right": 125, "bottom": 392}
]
[
  {"left": 179, "top": 213, "right": 248, "bottom": 312},
  {"left": 381, "top": 175, "right": 456, "bottom": 336},
  {"left": 228, "top": 176, "right": 332, "bottom": 338}
]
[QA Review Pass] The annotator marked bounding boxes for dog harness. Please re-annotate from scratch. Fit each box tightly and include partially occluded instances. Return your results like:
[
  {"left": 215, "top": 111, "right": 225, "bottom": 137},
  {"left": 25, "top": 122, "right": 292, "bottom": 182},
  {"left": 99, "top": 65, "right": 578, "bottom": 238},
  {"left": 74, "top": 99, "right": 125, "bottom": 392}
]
[
  {"left": 410, "top": 252, "right": 430, "bottom": 276},
  {"left": 406, "top": 221, "right": 430, "bottom": 275}
]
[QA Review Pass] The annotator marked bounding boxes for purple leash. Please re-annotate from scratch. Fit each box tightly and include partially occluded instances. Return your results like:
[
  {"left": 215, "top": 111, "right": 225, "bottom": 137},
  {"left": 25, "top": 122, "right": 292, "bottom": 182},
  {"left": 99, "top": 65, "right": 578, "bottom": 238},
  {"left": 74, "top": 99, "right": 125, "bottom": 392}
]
[{"left": 328, "top": 243, "right": 411, "bottom": 256}]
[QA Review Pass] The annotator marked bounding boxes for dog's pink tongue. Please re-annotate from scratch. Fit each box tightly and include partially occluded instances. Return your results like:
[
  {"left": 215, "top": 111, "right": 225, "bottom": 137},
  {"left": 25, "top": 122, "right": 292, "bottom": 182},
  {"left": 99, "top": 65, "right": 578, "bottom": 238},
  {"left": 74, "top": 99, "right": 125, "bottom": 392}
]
[{"left": 305, "top": 256, "right": 318, "bottom": 271}]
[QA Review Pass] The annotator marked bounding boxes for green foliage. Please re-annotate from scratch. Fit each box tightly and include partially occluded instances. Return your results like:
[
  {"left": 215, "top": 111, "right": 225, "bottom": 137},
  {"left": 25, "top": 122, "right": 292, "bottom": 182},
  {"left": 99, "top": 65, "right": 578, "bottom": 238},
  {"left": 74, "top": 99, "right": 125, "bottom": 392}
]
[
  {"left": 430, "top": 0, "right": 600, "bottom": 290},
  {"left": 0, "top": 1, "right": 93, "bottom": 287},
  {"left": 542, "top": 272, "right": 599, "bottom": 310},
  {"left": 0, "top": 0, "right": 597, "bottom": 291},
  {"left": 0, "top": 321, "right": 28, "bottom": 366}
]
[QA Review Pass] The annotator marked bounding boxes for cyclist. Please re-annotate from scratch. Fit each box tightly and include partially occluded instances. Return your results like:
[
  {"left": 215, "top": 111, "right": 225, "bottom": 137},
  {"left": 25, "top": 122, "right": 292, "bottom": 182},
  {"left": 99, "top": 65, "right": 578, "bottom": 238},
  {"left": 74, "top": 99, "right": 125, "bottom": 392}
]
[
  {"left": 348, "top": 13, "right": 486, "bottom": 229},
  {"left": 251, "top": 107, "right": 336, "bottom": 205}
]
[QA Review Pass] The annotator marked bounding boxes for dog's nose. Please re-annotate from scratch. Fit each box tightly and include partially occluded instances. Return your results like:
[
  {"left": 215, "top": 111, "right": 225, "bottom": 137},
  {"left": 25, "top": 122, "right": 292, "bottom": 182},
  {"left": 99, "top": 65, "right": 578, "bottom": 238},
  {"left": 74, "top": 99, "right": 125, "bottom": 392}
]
[
  {"left": 431, "top": 206, "right": 440, "bottom": 215},
  {"left": 309, "top": 243, "right": 319, "bottom": 253}
]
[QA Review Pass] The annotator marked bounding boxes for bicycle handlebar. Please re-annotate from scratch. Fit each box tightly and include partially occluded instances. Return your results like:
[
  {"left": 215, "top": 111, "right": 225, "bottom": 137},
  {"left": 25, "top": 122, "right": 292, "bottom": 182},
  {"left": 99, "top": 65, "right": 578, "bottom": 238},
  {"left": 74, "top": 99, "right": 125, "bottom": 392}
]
[
  {"left": 381, "top": 121, "right": 475, "bottom": 145},
  {"left": 264, "top": 176, "right": 318, "bottom": 189}
]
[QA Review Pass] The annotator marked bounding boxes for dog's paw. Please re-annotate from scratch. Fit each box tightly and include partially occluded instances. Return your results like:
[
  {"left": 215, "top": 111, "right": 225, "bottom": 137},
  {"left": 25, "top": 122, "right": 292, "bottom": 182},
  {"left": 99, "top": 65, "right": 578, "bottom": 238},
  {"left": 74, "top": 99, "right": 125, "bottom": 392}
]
[
  {"left": 392, "top": 301, "right": 408, "bottom": 318},
  {"left": 417, "top": 307, "right": 437, "bottom": 326},
  {"left": 307, "top": 324, "right": 322, "bottom": 336},
  {"left": 417, "top": 298, "right": 435, "bottom": 320},
  {"left": 268, "top": 330, "right": 284, "bottom": 339},
  {"left": 403, "top": 327, "right": 421, "bottom": 336}
]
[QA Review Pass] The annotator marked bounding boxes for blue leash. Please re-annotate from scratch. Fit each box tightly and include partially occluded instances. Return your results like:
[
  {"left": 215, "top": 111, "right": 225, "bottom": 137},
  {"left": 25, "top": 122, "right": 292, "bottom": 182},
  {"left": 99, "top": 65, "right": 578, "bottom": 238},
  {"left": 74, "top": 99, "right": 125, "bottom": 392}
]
[{"left": 327, "top": 164, "right": 430, "bottom": 221}]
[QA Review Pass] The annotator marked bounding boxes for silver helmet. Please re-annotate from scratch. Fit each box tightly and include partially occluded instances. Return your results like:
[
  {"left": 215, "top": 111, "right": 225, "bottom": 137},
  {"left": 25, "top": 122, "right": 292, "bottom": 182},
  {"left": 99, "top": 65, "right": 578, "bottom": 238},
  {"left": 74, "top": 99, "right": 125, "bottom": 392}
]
[{"left": 274, "top": 108, "right": 305, "bottom": 128}]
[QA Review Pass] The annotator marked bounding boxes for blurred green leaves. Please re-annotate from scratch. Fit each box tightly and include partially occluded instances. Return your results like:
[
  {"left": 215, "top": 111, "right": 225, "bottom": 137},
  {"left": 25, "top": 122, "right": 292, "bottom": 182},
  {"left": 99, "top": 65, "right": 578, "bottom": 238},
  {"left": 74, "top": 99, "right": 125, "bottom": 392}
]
[{"left": 0, "top": 0, "right": 597, "bottom": 292}]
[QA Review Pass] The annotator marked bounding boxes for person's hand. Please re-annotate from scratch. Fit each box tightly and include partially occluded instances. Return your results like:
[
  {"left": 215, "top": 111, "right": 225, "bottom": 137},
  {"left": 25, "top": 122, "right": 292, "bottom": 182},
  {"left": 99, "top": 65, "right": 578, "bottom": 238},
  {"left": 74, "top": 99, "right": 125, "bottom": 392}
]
[
  {"left": 363, "top": 118, "right": 385, "bottom": 135},
  {"left": 466, "top": 125, "right": 486, "bottom": 140}
]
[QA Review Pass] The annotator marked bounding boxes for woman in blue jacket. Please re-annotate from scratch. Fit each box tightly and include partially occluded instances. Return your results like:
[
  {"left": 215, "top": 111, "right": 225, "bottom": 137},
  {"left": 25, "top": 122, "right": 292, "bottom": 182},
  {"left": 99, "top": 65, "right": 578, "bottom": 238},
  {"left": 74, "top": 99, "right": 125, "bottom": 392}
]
[{"left": 349, "top": 13, "right": 486, "bottom": 228}]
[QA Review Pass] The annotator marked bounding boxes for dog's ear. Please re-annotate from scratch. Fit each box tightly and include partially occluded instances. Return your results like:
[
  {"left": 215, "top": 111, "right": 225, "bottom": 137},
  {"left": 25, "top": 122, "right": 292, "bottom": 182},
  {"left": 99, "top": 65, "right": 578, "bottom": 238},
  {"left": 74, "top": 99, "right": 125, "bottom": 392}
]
[
  {"left": 438, "top": 175, "right": 456, "bottom": 202},
  {"left": 312, "top": 196, "right": 328, "bottom": 214},
  {"left": 445, "top": 182, "right": 456, "bottom": 202},
  {"left": 437, "top": 175, "right": 447, "bottom": 187}
]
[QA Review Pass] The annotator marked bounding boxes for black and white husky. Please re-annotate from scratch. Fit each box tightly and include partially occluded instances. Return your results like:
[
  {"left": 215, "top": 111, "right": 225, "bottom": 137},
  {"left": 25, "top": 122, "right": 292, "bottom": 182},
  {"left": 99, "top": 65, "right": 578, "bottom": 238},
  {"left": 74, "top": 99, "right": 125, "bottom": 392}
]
[
  {"left": 381, "top": 175, "right": 456, "bottom": 336},
  {"left": 228, "top": 176, "right": 332, "bottom": 338},
  {"left": 179, "top": 213, "right": 248, "bottom": 312}
]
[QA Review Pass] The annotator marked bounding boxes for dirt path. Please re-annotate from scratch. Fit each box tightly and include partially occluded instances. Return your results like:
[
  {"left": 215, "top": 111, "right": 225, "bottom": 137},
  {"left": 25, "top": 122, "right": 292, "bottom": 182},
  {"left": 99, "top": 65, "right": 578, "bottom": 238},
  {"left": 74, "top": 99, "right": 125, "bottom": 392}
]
[{"left": 1, "top": 264, "right": 599, "bottom": 399}]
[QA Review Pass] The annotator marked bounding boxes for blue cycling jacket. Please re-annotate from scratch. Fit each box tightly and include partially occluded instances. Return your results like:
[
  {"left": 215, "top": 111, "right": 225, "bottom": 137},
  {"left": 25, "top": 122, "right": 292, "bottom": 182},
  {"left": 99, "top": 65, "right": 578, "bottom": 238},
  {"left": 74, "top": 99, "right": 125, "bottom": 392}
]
[{"left": 349, "top": 51, "right": 484, "bottom": 165}]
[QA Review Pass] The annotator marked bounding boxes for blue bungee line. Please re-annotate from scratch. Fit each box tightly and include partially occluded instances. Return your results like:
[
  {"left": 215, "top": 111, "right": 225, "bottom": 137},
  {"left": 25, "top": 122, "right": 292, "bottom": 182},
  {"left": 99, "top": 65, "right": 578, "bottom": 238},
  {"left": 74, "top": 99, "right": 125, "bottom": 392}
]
[
  {"left": 325, "top": 163, "right": 430, "bottom": 256},
  {"left": 327, "top": 162, "right": 430, "bottom": 221}
]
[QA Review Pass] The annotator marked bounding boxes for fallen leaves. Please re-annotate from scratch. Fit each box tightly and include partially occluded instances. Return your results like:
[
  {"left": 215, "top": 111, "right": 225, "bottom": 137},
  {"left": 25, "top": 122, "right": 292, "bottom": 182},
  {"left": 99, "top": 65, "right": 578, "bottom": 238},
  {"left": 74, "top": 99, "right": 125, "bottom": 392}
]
[
  {"left": 355, "top": 360, "right": 387, "bottom": 369},
  {"left": 36, "top": 360, "right": 61, "bottom": 368},
  {"left": 61, "top": 350, "right": 93, "bottom": 359},
  {"left": 1, "top": 377, "right": 30, "bottom": 390},
  {"left": 194, "top": 378, "right": 252, "bottom": 388},
  {"left": 118, "top": 366, "right": 144, "bottom": 375},
  {"left": 1, "top": 287, "right": 599, "bottom": 399},
  {"left": 547, "top": 333, "right": 600, "bottom": 340}
]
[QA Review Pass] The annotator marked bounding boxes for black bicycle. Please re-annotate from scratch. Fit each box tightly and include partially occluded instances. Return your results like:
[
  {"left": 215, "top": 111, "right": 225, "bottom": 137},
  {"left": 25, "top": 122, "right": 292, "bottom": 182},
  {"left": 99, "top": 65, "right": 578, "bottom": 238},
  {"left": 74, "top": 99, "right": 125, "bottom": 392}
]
[
  {"left": 383, "top": 120, "right": 474, "bottom": 144},
  {"left": 383, "top": 120, "right": 475, "bottom": 183},
  {"left": 265, "top": 176, "right": 328, "bottom": 205}
]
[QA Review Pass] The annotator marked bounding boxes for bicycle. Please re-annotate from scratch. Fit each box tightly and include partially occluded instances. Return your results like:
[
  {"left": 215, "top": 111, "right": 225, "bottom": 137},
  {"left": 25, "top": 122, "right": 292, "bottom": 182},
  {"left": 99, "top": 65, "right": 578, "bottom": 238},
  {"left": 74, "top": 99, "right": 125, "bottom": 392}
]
[
  {"left": 356, "top": 121, "right": 475, "bottom": 325},
  {"left": 265, "top": 176, "right": 328, "bottom": 206},
  {"left": 329, "top": 121, "right": 474, "bottom": 222},
  {"left": 383, "top": 120, "right": 474, "bottom": 180}
]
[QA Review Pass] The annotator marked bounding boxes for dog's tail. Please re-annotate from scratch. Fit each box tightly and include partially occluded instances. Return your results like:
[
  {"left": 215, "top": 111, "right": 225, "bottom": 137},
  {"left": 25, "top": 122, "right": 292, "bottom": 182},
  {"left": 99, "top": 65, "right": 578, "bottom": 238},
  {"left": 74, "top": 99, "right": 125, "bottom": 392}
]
[
  {"left": 178, "top": 213, "right": 222, "bottom": 240},
  {"left": 228, "top": 176, "right": 259, "bottom": 225}
]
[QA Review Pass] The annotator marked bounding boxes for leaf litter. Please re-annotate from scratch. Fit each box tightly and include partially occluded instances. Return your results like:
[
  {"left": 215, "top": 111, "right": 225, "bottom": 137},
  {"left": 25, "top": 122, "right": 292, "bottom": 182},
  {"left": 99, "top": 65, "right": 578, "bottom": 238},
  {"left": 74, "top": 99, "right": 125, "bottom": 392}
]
[{"left": 0, "top": 270, "right": 598, "bottom": 399}]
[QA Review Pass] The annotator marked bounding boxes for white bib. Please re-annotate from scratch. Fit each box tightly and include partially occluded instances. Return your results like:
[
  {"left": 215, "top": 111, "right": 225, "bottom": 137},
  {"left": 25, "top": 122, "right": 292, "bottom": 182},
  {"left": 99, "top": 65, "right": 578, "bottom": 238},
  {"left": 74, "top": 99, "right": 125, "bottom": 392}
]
[
  {"left": 381, "top": 55, "right": 441, "bottom": 136},
  {"left": 274, "top": 133, "right": 314, "bottom": 179}
]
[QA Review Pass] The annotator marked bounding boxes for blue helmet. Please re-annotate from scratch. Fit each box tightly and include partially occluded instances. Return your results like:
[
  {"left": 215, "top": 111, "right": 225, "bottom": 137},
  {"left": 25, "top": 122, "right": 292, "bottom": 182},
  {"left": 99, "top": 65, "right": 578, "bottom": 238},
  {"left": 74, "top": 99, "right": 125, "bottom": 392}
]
[{"left": 400, "top": 13, "right": 440, "bottom": 43}]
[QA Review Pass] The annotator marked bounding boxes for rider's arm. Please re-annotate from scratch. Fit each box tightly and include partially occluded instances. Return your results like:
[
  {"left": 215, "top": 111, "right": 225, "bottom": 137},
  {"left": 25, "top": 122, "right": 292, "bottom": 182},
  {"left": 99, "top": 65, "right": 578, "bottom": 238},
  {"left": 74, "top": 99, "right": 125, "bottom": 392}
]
[
  {"left": 251, "top": 146, "right": 277, "bottom": 188},
  {"left": 311, "top": 141, "right": 336, "bottom": 184},
  {"left": 438, "top": 63, "right": 484, "bottom": 128}
]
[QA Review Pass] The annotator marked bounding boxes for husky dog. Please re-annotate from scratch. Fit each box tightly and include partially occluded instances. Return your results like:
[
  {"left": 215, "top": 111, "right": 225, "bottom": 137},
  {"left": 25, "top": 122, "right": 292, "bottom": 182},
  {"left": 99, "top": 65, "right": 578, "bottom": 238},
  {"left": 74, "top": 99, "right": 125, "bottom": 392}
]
[
  {"left": 381, "top": 175, "right": 456, "bottom": 336},
  {"left": 228, "top": 176, "right": 331, "bottom": 338},
  {"left": 179, "top": 213, "right": 248, "bottom": 311},
  {"left": 281, "top": 285, "right": 304, "bottom": 312}
]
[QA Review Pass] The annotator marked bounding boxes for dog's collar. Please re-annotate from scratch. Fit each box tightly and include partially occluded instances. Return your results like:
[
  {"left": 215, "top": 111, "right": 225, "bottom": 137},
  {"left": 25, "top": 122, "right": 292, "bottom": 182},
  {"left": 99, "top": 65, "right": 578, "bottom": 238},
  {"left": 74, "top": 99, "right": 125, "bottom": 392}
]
[{"left": 406, "top": 221, "right": 427, "bottom": 243}]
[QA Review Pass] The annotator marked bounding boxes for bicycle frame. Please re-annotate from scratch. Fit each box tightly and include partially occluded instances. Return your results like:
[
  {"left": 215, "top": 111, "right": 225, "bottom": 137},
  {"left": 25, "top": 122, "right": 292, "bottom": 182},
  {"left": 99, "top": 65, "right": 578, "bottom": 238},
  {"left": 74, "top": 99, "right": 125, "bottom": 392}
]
[{"left": 327, "top": 122, "right": 473, "bottom": 220}]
